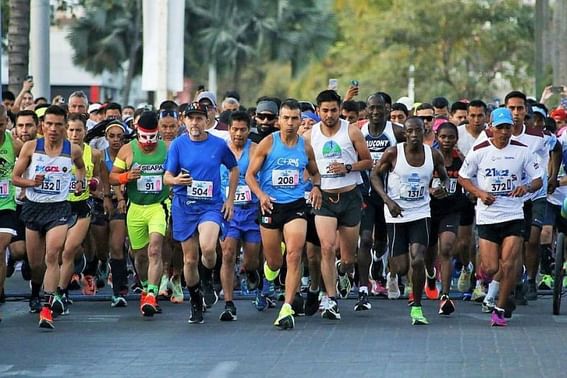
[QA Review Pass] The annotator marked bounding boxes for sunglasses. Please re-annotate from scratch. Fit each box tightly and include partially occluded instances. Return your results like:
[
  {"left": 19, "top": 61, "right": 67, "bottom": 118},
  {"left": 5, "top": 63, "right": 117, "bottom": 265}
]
[
  {"left": 256, "top": 113, "right": 276, "bottom": 121},
  {"left": 419, "top": 116, "right": 434, "bottom": 122},
  {"left": 159, "top": 110, "right": 178, "bottom": 119}
]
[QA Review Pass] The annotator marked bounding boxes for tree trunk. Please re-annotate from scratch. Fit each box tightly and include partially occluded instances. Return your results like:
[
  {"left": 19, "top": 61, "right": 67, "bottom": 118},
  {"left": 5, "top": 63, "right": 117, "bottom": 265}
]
[
  {"left": 553, "top": 0, "right": 567, "bottom": 86},
  {"left": 8, "top": 0, "right": 31, "bottom": 94},
  {"left": 122, "top": 1, "right": 142, "bottom": 105},
  {"left": 208, "top": 60, "right": 217, "bottom": 98}
]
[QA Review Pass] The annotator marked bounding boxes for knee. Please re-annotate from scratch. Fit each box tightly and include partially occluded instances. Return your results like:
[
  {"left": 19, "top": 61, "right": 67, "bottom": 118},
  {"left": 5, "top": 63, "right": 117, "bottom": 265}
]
[
  {"left": 286, "top": 249, "right": 302, "bottom": 267},
  {"left": 481, "top": 261, "right": 499, "bottom": 277},
  {"left": 45, "top": 251, "right": 58, "bottom": 266},
  {"left": 201, "top": 251, "right": 216, "bottom": 269},
  {"left": 411, "top": 254, "right": 424, "bottom": 270},
  {"left": 147, "top": 244, "right": 162, "bottom": 260},
  {"left": 183, "top": 253, "right": 198, "bottom": 268},
  {"left": 265, "top": 255, "right": 282, "bottom": 271},
  {"left": 320, "top": 243, "right": 335, "bottom": 259},
  {"left": 222, "top": 249, "right": 236, "bottom": 266}
]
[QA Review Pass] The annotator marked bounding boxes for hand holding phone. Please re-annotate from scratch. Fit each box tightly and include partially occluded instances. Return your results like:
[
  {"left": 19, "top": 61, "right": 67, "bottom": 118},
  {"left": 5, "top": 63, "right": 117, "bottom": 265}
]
[{"left": 551, "top": 86, "right": 564, "bottom": 94}]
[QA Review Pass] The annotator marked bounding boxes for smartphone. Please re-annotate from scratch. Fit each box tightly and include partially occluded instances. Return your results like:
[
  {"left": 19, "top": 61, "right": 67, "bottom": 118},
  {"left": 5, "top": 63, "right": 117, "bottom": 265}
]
[
  {"left": 26, "top": 75, "right": 33, "bottom": 81},
  {"left": 351, "top": 80, "right": 359, "bottom": 87},
  {"left": 551, "top": 86, "right": 564, "bottom": 94},
  {"left": 181, "top": 168, "right": 191, "bottom": 176},
  {"left": 328, "top": 79, "right": 338, "bottom": 91}
]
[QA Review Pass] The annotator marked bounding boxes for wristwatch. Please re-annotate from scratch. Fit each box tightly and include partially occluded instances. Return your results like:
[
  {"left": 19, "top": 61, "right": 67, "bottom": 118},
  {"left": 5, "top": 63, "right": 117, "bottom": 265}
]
[{"left": 345, "top": 164, "right": 353, "bottom": 173}]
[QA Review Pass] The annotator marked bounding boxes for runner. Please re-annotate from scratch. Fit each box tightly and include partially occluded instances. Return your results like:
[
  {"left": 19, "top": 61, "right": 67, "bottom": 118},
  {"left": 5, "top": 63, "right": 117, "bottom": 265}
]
[
  {"left": 109, "top": 111, "right": 169, "bottom": 318},
  {"left": 12, "top": 105, "right": 86, "bottom": 329},
  {"left": 163, "top": 102, "right": 239, "bottom": 324},
  {"left": 458, "top": 108, "right": 543, "bottom": 326},
  {"left": 246, "top": 98, "right": 322, "bottom": 329},
  {"left": 370, "top": 116, "right": 450, "bottom": 325}
]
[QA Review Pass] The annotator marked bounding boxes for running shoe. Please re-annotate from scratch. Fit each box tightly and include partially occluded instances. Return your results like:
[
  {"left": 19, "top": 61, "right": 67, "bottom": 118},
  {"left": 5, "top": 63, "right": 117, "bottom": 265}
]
[
  {"left": 255, "top": 278, "right": 276, "bottom": 311},
  {"left": 386, "top": 272, "right": 400, "bottom": 299},
  {"left": 514, "top": 282, "right": 528, "bottom": 306},
  {"left": 202, "top": 279, "right": 218, "bottom": 308},
  {"left": 319, "top": 294, "right": 329, "bottom": 312},
  {"left": 439, "top": 294, "right": 455, "bottom": 316},
  {"left": 490, "top": 308, "right": 507, "bottom": 327},
  {"left": 425, "top": 267, "right": 439, "bottom": 300},
  {"left": 50, "top": 294, "right": 65, "bottom": 317},
  {"left": 471, "top": 283, "right": 486, "bottom": 302},
  {"left": 111, "top": 295, "right": 128, "bottom": 308},
  {"left": 6, "top": 254, "right": 15, "bottom": 278},
  {"left": 291, "top": 292, "right": 305, "bottom": 316},
  {"left": 538, "top": 274, "right": 554, "bottom": 290},
  {"left": 81, "top": 275, "right": 97, "bottom": 296},
  {"left": 274, "top": 303, "right": 295, "bottom": 329},
  {"left": 159, "top": 274, "right": 171, "bottom": 298},
  {"left": 140, "top": 293, "right": 158, "bottom": 317},
  {"left": 457, "top": 265, "right": 472, "bottom": 293},
  {"left": 410, "top": 306, "right": 429, "bottom": 325},
  {"left": 335, "top": 261, "right": 352, "bottom": 299},
  {"left": 305, "top": 290, "right": 319, "bottom": 316},
  {"left": 188, "top": 291, "right": 204, "bottom": 324},
  {"left": 219, "top": 302, "right": 237, "bottom": 321},
  {"left": 169, "top": 276, "right": 184, "bottom": 304},
  {"left": 321, "top": 298, "right": 341, "bottom": 320},
  {"left": 131, "top": 280, "right": 143, "bottom": 294},
  {"left": 354, "top": 290, "right": 371, "bottom": 311},
  {"left": 69, "top": 273, "right": 81, "bottom": 291},
  {"left": 39, "top": 305, "right": 54, "bottom": 330},
  {"left": 526, "top": 280, "right": 538, "bottom": 301},
  {"left": 29, "top": 297, "right": 41, "bottom": 313},
  {"left": 481, "top": 297, "right": 496, "bottom": 313},
  {"left": 246, "top": 270, "right": 260, "bottom": 292},
  {"left": 370, "top": 280, "right": 388, "bottom": 297},
  {"left": 95, "top": 262, "right": 109, "bottom": 289},
  {"left": 504, "top": 296, "right": 516, "bottom": 319},
  {"left": 407, "top": 292, "right": 415, "bottom": 307},
  {"left": 0, "top": 289, "right": 5, "bottom": 304}
]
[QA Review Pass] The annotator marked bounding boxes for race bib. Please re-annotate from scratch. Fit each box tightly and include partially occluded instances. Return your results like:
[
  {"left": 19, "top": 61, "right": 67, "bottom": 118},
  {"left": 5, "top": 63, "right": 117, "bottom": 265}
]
[
  {"left": 370, "top": 152, "right": 383, "bottom": 167},
  {"left": 488, "top": 176, "right": 513, "bottom": 196},
  {"left": 188, "top": 180, "right": 214, "bottom": 199},
  {"left": 137, "top": 175, "right": 163, "bottom": 193},
  {"left": 320, "top": 158, "right": 345, "bottom": 178},
  {"left": 227, "top": 185, "right": 252, "bottom": 204},
  {"left": 400, "top": 181, "right": 425, "bottom": 201},
  {"left": 0, "top": 180, "right": 9, "bottom": 198},
  {"left": 272, "top": 169, "right": 299, "bottom": 187},
  {"left": 37, "top": 175, "right": 62, "bottom": 195},
  {"left": 69, "top": 175, "right": 87, "bottom": 192},
  {"left": 431, "top": 178, "right": 458, "bottom": 194}
]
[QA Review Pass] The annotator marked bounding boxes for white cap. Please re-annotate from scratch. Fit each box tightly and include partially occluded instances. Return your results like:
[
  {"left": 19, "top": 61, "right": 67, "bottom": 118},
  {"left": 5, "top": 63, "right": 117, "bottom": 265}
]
[
  {"left": 396, "top": 96, "right": 413, "bottom": 112},
  {"left": 88, "top": 103, "right": 102, "bottom": 113}
]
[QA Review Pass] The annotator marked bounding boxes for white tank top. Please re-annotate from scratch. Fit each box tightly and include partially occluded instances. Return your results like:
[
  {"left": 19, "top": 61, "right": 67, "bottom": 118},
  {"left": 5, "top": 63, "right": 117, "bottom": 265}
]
[
  {"left": 360, "top": 121, "right": 397, "bottom": 167},
  {"left": 385, "top": 143, "right": 433, "bottom": 223},
  {"left": 25, "top": 138, "right": 73, "bottom": 203},
  {"left": 311, "top": 119, "right": 362, "bottom": 190}
]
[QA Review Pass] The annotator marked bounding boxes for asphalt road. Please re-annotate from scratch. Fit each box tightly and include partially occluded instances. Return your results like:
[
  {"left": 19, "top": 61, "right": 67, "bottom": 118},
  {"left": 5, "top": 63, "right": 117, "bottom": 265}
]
[{"left": 1, "top": 277, "right": 567, "bottom": 377}]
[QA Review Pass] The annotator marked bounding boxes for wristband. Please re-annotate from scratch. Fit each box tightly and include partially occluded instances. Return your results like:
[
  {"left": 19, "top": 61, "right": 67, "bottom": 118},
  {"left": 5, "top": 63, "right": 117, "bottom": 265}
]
[
  {"left": 313, "top": 184, "right": 321, "bottom": 190},
  {"left": 118, "top": 172, "right": 129, "bottom": 185}
]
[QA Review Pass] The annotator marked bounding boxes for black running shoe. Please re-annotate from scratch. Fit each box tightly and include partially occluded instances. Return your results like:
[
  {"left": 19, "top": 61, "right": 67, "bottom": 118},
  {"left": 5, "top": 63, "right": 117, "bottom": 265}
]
[
  {"left": 504, "top": 295, "right": 516, "bottom": 319},
  {"left": 189, "top": 291, "right": 204, "bottom": 324},
  {"left": 321, "top": 298, "right": 341, "bottom": 320},
  {"left": 29, "top": 297, "right": 42, "bottom": 313},
  {"left": 305, "top": 290, "right": 319, "bottom": 316},
  {"left": 526, "top": 280, "right": 537, "bottom": 301},
  {"left": 202, "top": 279, "right": 218, "bottom": 308},
  {"left": 291, "top": 292, "right": 305, "bottom": 316},
  {"left": 219, "top": 302, "right": 237, "bottom": 321},
  {"left": 6, "top": 255, "right": 15, "bottom": 278},
  {"left": 515, "top": 282, "right": 528, "bottom": 306},
  {"left": 354, "top": 291, "right": 372, "bottom": 311}
]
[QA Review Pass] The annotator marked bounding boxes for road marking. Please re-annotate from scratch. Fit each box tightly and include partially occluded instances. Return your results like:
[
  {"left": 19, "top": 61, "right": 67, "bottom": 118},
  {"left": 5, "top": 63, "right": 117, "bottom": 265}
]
[
  {"left": 0, "top": 364, "right": 72, "bottom": 377},
  {"left": 207, "top": 361, "right": 238, "bottom": 378}
]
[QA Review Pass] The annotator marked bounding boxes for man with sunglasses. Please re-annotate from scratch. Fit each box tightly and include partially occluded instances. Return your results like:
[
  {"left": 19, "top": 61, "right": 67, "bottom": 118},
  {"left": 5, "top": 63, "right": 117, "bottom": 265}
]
[
  {"left": 415, "top": 103, "right": 437, "bottom": 147},
  {"left": 249, "top": 99, "right": 279, "bottom": 143},
  {"left": 458, "top": 108, "right": 542, "bottom": 327},
  {"left": 109, "top": 111, "right": 169, "bottom": 318}
]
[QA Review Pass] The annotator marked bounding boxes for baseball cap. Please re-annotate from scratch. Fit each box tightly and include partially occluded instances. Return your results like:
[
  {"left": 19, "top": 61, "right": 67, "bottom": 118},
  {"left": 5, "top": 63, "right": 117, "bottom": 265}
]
[
  {"left": 35, "top": 107, "right": 47, "bottom": 119},
  {"left": 551, "top": 108, "right": 567, "bottom": 121},
  {"left": 137, "top": 111, "right": 158, "bottom": 132},
  {"left": 532, "top": 105, "right": 547, "bottom": 119},
  {"left": 88, "top": 103, "right": 102, "bottom": 114},
  {"left": 490, "top": 108, "right": 513, "bottom": 127},
  {"left": 396, "top": 96, "right": 413, "bottom": 112},
  {"left": 183, "top": 102, "right": 208, "bottom": 117},
  {"left": 195, "top": 91, "right": 217, "bottom": 107},
  {"left": 256, "top": 100, "right": 278, "bottom": 115}
]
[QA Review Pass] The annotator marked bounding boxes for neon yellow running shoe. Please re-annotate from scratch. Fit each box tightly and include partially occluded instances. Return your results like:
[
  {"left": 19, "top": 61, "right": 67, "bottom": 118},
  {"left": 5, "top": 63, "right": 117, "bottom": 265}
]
[
  {"left": 410, "top": 306, "right": 429, "bottom": 325},
  {"left": 274, "top": 303, "right": 295, "bottom": 329}
]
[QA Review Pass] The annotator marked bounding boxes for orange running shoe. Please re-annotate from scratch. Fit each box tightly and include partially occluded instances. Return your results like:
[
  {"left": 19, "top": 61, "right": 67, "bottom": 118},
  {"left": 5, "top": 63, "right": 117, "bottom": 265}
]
[
  {"left": 81, "top": 275, "right": 97, "bottom": 296},
  {"left": 407, "top": 292, "right": 415, "bottom": 307},
  {"left": 39, "top": 306, "right": 54, "bottom": 329},
  {"left": 140, "top": 293, "right": 158, "bottom": 317},
  {"left": 425, "top": 268, "right": 439, "bottom": 300}
]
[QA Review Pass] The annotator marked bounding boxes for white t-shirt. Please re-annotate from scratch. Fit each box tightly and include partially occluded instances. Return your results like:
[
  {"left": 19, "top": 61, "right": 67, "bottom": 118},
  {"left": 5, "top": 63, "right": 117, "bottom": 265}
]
[
  {"left": 457, "top": 124, "right": 484, "bottom": 156},
  {"left": 459, "top": 139, "right": 542, "bottom": 225}
]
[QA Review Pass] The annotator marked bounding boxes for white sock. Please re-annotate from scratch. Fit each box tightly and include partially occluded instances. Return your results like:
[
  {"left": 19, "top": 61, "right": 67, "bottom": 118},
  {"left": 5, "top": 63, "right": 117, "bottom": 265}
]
[
  {"left": 486, "top": 280, "right": 500, "bottom": 300},
  {"left": 359, "top": 286, "right": 368, "bottom": 294}
]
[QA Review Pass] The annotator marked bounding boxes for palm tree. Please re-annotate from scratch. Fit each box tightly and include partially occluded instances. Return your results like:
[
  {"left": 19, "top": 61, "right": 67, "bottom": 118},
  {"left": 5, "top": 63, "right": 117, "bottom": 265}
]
[{"left": 7, "top": 0, "right": 30, "bottom": 94}]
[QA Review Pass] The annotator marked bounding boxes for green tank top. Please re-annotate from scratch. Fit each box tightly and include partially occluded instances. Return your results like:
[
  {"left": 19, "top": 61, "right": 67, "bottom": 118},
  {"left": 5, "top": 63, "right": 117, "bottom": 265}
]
[
  {"left": 0, "top": 132, "right": 16, "bottom": 211},
  {"left": 68, "top": 144, "right": 94, "bottom": 202},
  {"left": 127, "top": 140, "right": 169, "bottom": 205}
]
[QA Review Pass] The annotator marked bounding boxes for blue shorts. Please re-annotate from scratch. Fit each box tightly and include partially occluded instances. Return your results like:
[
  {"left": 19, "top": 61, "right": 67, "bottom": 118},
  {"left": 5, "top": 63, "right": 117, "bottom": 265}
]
[
  {"left": 172, "top": 196, "right": 225, "bottom": 242},
  {"left": 225, "top": 205, "right": 261, "bottom": 244}
]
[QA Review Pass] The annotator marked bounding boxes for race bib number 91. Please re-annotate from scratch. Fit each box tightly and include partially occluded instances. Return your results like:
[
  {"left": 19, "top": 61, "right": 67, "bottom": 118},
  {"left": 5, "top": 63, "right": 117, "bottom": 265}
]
[{"left": 137, "top": 175, "right": 163, "bottom": 193}]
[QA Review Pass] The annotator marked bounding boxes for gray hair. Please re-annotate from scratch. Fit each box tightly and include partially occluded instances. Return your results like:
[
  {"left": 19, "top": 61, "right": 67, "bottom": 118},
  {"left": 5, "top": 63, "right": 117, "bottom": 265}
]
[
  {"left": 69, "top": 90, "right": 89, "bottom": 105},
  {"left": 222, "top": 97, "right": 240, "bottom": 109}
]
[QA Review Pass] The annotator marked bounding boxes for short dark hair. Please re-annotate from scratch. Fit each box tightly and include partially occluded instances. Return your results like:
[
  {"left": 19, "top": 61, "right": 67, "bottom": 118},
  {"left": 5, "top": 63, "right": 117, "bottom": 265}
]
[
  {"left": 432, "top": 97, "right": 449, "bottom": 109},
  {"left": 299, "top": 101, "right": 316, "bottom": 113},
  {"left": 225, "top": 90, "right": 240, "bottom": 102},
  {"left": 16, "top": 110, "right": 38, "bottom": 125},
  {"left": 416, "top": 103, "right": 434, "bottom": 112},
  {"left": 2, "top": 91, "right": 15, "bottom": 101},
  {"left": 545, "top": 117, "right": 557, "bottom": 134},
  {"left": 437, "top": 121, "right": 458, "bottom": 136},
  {"left": 280, "top": 98, "right": 301, "bottom": 112},
  {"left": 357, "top": 101, "right": 367, "bottom": 111},
  {"left": 376, "top": 92, "right": 392, "bottom": 106},
  {"left": 467, "top": 99, "right": 487, "bottom": 112},
  {"left": 106, "top": 102, "right": 122, "bottom": 112},
  {"left": 504, "top": 91, "right": 526, "bottom": 105},
  {"left": 44, "top": 105, "right": 67, "bottom": 121},
  {"left": 34, "top": 97, "right": 48, "bottom": 105},
  {"left": 341, "top": 100, "right": 359, "bottom": 113},
  {"left": 391, "top": 102, "right": 409, "bottom": 115},
  {"left": 405, "top": 116, "right": 424, "bottom": 128},
  {"left": 316, "top": 90, "right": 341, "bottom": 106},
  {"left": 68, "top": 112, "right": 87, "bottom": 127},
  {"left": 159, "top": 100, "right": 178, "bottom": 111},
  {"left": 450, "top": 101, "right": 468, "bottom": 114},
  {"left": 229, "top": 110, "right": 251, "bottom": 128}
]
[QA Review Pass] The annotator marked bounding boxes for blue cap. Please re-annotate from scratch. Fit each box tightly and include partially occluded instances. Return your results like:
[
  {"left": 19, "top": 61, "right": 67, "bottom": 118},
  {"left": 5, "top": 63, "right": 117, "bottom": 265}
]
[
  {"left": 490, "top": 108, "right": 513, "bottom": 127},
  {"left": 301, "top": 111, "right": 320, "bottom": 122}
]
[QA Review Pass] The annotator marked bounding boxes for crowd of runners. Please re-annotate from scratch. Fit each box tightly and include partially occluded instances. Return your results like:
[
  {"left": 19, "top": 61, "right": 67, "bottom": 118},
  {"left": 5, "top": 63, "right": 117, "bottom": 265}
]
[{"left": 1, "top": 80, "right": 566, "bottom": 330}]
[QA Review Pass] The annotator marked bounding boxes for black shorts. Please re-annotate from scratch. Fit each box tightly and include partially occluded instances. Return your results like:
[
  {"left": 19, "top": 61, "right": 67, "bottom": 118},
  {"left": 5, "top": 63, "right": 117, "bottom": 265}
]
[
  {"left": 477, "top": 220, "right": 525, "bottom": 244},
  {"left": 90, "top": 198, "right": 127, "bottom": 225},
  {"left": 12, "top": 204, "right": 26, "bottom": 242},
  {"left": 259, "top": 198, "right": 307, "bottom": 231},
  {"left": 305, "top": 206, "right": 320, "bottom": 247},
  {"left": 459, "top": 200, "right": 475, "bottom": 226},
  {"left": 21, "top": 201, "right": 72, "bottom": 234},
  {"left": 523, "top": 201, "right": 532, "bottom": 239},
  {"left": 429, "top": 212, "right": 460, "bottom": 247},
  {"left": 387, "top": 218, "right": 431, "bottom": 257},
  {"left": 549, "top": 204, "right": 567, "bottom": 234},
  {"left": 70, "top": 199, "right": 92, "bottom": 219},
  {"left": 0, "top": 209, "right": 17, "bottom": 237},
  {"left": 360, "top": 194, "right": 387, "bottom": 242},
  {"left": 314, "top": 187, "right": 362, "bottom": 227},
  {"left": 530, "top": 198, "right": 546, "bottom": 229}
]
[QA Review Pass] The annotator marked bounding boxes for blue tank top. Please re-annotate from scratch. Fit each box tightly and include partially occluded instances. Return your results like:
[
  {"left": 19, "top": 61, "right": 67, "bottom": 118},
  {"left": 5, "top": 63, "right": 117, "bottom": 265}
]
[
  {"left": 259, "top": 132, "right": 308, "bottom": 204},
  {"left": 104, "top": 148, "right": 114, "bottom": 172},
  {"left": 221, "top": 140, "right": 258, "bottom": 205}
]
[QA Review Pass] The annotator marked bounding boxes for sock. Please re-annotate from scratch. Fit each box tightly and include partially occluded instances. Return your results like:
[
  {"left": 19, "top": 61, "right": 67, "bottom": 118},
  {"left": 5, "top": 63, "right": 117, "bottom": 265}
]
[
  {"left": 263, "top": 262, "right": 279, "bottom": 282},
  {"left": 31, "top": 281, "right": 41, "bottom": 298},
  {"left": 359, "top": 286, "right": 368, "bottom": 294},
  {"left": 309, "top": 286, "right": 320, "bottom": 294},
  {"left": 486, "top": 280, "right": 500, "bottom": 300},
  {"left": 527, "top": 278, "right": 535, "bottom": 284},
  {"left": 200, "top": 265, "right": 213, "bottom": 283},
  {"left": 188, "top": 283, "right": 201, "bottom": 299},
  {"left": 141, "top": 280, "right": 148, "bottom": 292},
  {"left": 110, "top": 259, "right": 127, "bottom": 295},
  {"left": 226, "top": 300, "right": 234, "bottom": 306},
  {"left": 147, "top": 284, "right": 158, "bottom": 295},
  {"left": 84, "top": 258, "right": 98, "bottom": 276}
]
